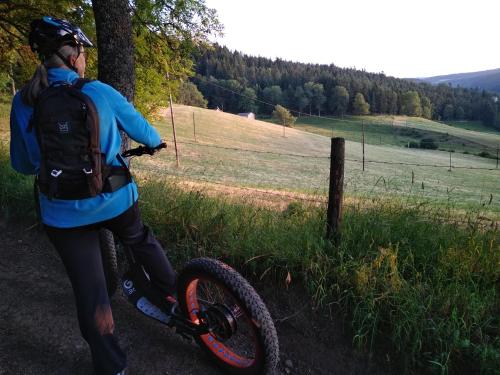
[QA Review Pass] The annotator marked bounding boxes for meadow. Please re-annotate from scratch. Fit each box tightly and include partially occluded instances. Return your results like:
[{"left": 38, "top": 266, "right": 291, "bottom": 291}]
[
  {"left": 269, "top": 114, "right": 500, "bottom": 156},
  {"left": 1, "top": 101, "right": 498, "bottom": 374},
  {"left": 146, "top": 105, "right": 499, "bottom": 218}
]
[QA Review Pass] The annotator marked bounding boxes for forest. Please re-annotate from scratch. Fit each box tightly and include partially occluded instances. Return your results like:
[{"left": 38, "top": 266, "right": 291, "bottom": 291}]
[
  {"left": 2, "top": 2, "right": 498, "bottom": 130},
  {"left": 192, "top": 45, "right": 500, "bottom": 129}
]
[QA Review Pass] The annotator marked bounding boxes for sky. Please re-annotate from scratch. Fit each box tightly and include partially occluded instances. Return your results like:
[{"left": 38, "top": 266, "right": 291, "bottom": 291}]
[{"left": 204, "top": 0, "right": 499, "bottom": 79}]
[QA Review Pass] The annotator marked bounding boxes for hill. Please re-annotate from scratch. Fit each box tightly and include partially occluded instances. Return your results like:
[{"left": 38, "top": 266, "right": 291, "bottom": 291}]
[
  {"left": 192, "top": 45, "right": 499, "bottom": 128},
  {"left": 0, "top": 100, "right": 497, "bottom": 215},
  {"left": 146, "top": 105, "right": 500, "bottom": 216},
  {"left": 416, "top": 68, "right": 500, "bottom": 93},
  {"left": 283, "top": 114, "right": 500, "bottom": 155}
]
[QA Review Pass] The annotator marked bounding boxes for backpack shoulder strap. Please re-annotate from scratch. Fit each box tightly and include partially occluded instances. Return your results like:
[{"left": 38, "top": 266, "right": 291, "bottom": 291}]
[
  {"left": 50, "top": 80, "right": 71, "bottom": 88},
  {"left": 73, "top": 78, "right": 94, "bottom": 90}
]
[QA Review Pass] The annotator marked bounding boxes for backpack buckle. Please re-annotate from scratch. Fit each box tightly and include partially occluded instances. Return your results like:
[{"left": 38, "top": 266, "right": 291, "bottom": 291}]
[
  {"left": 51, "top": 169, "right": 62, "bottom": 178},
  {"left": 83, "top": 168, "right": 93, "bottom": 175}
]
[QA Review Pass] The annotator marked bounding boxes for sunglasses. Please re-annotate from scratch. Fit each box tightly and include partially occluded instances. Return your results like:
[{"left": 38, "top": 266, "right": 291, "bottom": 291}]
[{"left": 77, "top": 47, "right": 88, "bottom": 60}]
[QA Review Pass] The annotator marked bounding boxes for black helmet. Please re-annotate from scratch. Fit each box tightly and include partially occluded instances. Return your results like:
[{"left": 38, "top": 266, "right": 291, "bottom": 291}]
[{"left": 29, "top": 16, "right": 93, "bottom": 60}]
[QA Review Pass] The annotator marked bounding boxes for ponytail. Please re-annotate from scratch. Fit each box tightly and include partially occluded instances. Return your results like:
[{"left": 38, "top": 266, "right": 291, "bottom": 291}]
[
  {"left": 21, "top": 64, "right": 49, "bottom": 107},
  {"left": 21, "top": 45, "right": 79, "bottom": 106}
]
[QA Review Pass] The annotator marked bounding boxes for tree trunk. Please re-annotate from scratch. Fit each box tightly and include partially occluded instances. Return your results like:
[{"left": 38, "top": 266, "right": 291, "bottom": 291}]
[
  {"left": 92, "top": 0, "right": 135, "bottom": 151},
  {"left": 92, "top": 0, "right": 135, "bottom": 101}
]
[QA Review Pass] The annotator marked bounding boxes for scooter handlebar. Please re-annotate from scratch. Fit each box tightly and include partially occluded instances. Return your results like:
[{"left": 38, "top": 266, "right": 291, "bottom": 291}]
[{"left": 122, "top": 142, "right": 167, "bottom": 158}]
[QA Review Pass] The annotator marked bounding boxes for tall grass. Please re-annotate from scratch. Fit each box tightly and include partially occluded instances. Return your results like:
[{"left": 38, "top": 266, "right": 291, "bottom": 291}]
[
  {"left": 139, "top": 177, "right": 498, "bottom": 374},
  {"left": 1, "top": 147, "right": 498, "bottom": 374},
  {"left": 334, "top": 203, "right": 499, "bottom": 373}
]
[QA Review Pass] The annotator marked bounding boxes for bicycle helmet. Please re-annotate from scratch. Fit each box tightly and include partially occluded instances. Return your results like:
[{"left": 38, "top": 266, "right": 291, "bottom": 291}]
[{"left": 29, "top": 16, "right": 93, "bottom": 66}]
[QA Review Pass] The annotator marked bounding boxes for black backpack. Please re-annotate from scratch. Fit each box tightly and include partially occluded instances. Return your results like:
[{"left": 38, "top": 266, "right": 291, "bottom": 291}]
[{"left": 30, "top": 79, "right": 130, "bottom": 200}]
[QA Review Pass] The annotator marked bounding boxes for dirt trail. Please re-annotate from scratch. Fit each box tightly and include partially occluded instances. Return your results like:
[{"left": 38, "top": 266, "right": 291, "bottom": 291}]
[{"left": 0, "top": 219, "right": 384, "bottom": 375}]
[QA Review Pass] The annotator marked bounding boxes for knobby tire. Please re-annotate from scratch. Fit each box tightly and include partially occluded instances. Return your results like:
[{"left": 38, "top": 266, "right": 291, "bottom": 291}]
[
  {"left": 99, "top": 229, "right": 119, "bottom": 298},
  {"left": 178, "top": 257, "right": 279, "bottom": 375}
]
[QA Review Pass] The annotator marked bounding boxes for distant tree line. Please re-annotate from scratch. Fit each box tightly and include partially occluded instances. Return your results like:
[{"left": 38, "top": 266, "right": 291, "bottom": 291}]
[{"left": 192, "top": 45, "right": 500, "bottom": 129}]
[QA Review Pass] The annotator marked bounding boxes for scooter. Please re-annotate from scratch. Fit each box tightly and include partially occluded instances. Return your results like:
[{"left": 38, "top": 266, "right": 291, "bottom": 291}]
[{"left": 99, "top": 143, "right": 279, "bottom": 374}]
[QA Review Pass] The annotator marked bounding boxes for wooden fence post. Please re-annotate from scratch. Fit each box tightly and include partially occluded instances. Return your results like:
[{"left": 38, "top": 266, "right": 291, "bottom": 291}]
[
  {"left": 167, "top": 72, "right": 180, "bottom": 167},
  {"left": 326, "top": 137, "right": 345, "bottom": 242},
  {"left": 193, "top": 112, "right": 197, "bottom": 142},
  {"left": 496, "top": 144, "right": 499, "bottom": 169},
  {"left": 362, "top": 120, "right": 365, "bottom": 172}
]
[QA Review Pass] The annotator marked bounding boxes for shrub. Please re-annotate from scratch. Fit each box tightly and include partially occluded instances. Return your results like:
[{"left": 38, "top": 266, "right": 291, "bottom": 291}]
[
  {"left": 272, "top": 105, "right": 296, "bottom": 127},
  {"left": 419, "top": 138, "right": 438, "bottom": 150}
]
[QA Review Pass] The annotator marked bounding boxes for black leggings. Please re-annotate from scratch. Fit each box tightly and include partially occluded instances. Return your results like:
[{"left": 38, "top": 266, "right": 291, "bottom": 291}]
[{"left": 44, "top": 202, "right": 176, "bottom": 375}]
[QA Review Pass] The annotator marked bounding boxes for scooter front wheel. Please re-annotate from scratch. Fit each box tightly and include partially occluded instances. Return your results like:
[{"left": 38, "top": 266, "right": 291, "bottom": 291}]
[{"left": 177, "top": 258, "right": 279, "bottom": 375}]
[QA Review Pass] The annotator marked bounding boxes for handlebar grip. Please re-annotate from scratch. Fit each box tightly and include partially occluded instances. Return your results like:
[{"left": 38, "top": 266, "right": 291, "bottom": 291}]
[
  {"left": 156, "top": 142, "right": 167, "bottom": 150},
  {"left": 122, "top": 142, "right": 167, "bottom": 158}
]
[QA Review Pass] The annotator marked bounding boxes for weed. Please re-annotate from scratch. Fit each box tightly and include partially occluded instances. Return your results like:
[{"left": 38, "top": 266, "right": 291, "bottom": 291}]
[
  {"left": 135, "top": 176, "right": 500, "bottom": 374},
  {"left": 478, "top": 151, "right": 492, "bottom": 159}
]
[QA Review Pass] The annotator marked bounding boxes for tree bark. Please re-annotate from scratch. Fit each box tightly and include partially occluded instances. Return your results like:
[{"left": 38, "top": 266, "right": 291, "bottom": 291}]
[
  {"left": 92, "top": 0, "right": 135, "bottom": 150},
  {"left": 326, "top": 138, "right": 345, "bottom": 243},
  {"left": 92, "top": 0, "right": 135, "bottom": 101}
]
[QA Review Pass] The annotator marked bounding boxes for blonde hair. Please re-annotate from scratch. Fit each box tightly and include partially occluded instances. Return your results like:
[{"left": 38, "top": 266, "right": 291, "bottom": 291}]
[{"left": 21, "top": 45, "right": 80, "bottom": 106}]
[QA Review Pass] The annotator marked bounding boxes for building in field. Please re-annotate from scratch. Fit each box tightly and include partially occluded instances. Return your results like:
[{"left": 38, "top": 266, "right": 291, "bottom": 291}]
[{"left": 238, "top": 112, "right": 255, "bottom": 120}]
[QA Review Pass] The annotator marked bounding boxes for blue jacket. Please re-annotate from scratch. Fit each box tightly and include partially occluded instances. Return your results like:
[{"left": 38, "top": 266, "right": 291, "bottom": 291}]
[{"left": 10, "top": 67, "right": 162, "bottom": 228}]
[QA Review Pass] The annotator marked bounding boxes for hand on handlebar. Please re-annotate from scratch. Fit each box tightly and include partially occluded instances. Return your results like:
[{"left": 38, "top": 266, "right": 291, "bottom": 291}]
[
  {"left": 155, "top": 142, "right": 167, "bottom": 151},
  {"left": 122, "top": 142, "right": 167, "bottom": 158}
]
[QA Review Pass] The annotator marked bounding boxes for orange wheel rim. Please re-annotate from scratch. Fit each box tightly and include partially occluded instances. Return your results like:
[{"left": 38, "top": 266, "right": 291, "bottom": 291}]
[{"left": 185, "top": 279, "right": 259, "bottom": 368}]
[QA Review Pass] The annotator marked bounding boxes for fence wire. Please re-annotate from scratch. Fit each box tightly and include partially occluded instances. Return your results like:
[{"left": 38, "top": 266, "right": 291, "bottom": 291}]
[
  {"left": 169, "top": 139, "right": 499, "bottom": 172},
  {"left": 3, "top": 101, "right": 498, "bottom": 224}
]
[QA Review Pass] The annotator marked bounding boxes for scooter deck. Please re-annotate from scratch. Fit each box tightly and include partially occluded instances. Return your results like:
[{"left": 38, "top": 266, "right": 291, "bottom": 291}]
[
  {"left": 120, "top": 267, "right": 211, "bottom": 337},
  {"left": 122, "top": 276, "right": 172, "bottom": 324}
]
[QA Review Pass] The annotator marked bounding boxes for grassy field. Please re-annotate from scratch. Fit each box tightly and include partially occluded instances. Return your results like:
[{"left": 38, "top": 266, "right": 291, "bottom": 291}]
[
  {"left": 1, "top": 99, "right": 498, "bottom": 374},
  {"left": 1, "top": 101, "right": 498, "bottom": 217},
  {"left": 266, "top": 114, "right": 500, "bottom": 156},
  {"left": 147, "top": 106, "right": 500, "bottom": 217},
  {"left": 442, "top": 119, "right": 500, "bottom": 134}
]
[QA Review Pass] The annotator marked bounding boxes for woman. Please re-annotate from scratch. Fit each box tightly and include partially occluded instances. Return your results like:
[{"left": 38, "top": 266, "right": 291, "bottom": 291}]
[{"left": 10, "top": 16, "right": 177, "bottom": 375}]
